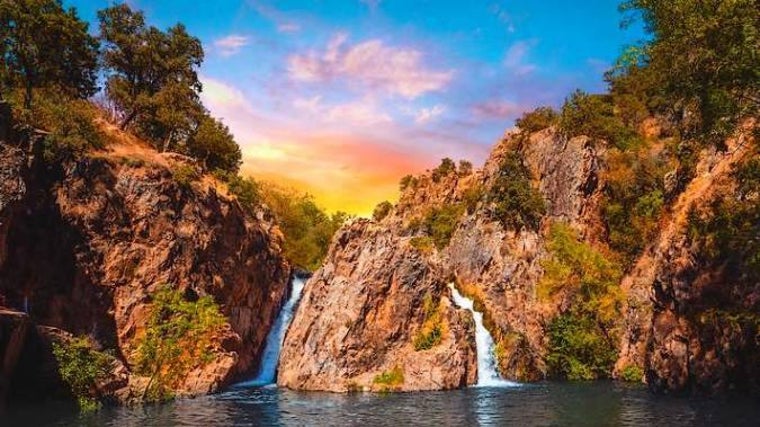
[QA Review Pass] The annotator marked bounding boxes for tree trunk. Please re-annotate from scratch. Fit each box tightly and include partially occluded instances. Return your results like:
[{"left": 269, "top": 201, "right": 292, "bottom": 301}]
[{"left": 120, "top": 110, "right": 138, "bottom": 131}]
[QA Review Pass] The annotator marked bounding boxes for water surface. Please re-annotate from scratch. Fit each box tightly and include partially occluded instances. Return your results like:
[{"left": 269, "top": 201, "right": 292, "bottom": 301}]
[{"left": 6, "top": 382, "right": 758, "bottom": 426}]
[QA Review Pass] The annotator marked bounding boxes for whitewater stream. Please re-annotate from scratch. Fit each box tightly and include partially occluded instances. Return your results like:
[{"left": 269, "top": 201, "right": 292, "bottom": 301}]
[
  {"left": 448, "top": 283, "right": 518, "bottom": 387},
  {"left": 237, "top": 276, "right": 306, "bottom": 387}
]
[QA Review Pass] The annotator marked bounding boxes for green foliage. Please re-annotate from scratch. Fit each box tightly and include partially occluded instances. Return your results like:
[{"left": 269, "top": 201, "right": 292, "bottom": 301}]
[
  {"left": 422, "top": 204, "right": 464, "bottom": 250},
  {"left": 413, "top": 293, "right": 444, "bottom": 351},
  {"left": 560, "top": 90, "right": 641, "bottom": 150},
  {"left": 620, "top": 364, "right": 644, "bottom": 383},
  {"left": 0, "top": 0, "right": 99, "bottom": 107},
  {"left": 515, "top": 106, "right": 559, "bottom": 134},
  {"left": 399, "top": 174, "right": 417, "bottom": 192},
  {"left": 462, "top": 184, "right": 484, "bottom": 214},
  {"left": 186, "top": 114, "right": 242, "bottom": 174},
  {"left": 373, "top": 366, "right": 405, "bottom": 390},
  {"left": 431, "top": 158, "right": 456, "bottom": 183},
  {"left": 172, "top": 164, "right": 198, "bottom": 190},
  {"left": 487, "top": 152, "right": 545, "bottom": 230},
  {"left": 261, "top": 184, "right": 348, "bottom": 270},
  {"left": 541, "top": 223, "right": 624, "bottom": 380},
  {"left": 7, "top": 89, "right": 104, "bottom": 161},
  {"left": 135, "top": 286, "right": 225, "bottom": 402},
  {"left": 372, "top": 201, "right": 393, "bottom": 221},
  {"left": 619, "top": 0, "right": 760, "bottom": 144},
  {"left": 458, "top": 160, "right": 473, "bottom": 176},
  {"left": 688, "top": 158, "right": 760, "bottom": 279},
  {"left": 601, "top": 146, "right": 669, "bottom": 262},
  {"left": 409, "top": 236, "right": 434, "bottom": 254},
  {"left": 98, "top": 3, "right": 204, "bottom": 151},
  {"left": 214, "top": 171, "right": 260, "bottom": 207},
  {"left": 52, "top": 337, "right": 112, "bottom": 411}
]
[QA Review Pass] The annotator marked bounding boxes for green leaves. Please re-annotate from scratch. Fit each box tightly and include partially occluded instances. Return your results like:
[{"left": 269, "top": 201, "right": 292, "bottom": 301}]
[
  {"left": 135, "top": 286, "right": 225, "bottom": 402},
  {"left": 487, "top": 152, "right": 545, "bottom": 230},
  {"left": 52, "top": 337, "right": 113, "bottom": 411}
]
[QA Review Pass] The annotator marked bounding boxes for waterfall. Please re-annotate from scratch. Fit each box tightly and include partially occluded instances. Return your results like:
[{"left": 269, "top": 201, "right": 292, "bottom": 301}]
[
  {"left": 448, "top": 284, "right": 518, "bottom": 388},
  {"left": 239, "top": 276, "right": 306, "bottom": 387}
]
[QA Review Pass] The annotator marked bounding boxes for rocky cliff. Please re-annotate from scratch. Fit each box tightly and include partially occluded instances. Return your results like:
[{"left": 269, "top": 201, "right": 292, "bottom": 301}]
[
  {"left": 0, "top": 120, "right": 291, "bottom": 403},
  {"left": 279, "top": 123, "right": 759, "bottom": 395}
]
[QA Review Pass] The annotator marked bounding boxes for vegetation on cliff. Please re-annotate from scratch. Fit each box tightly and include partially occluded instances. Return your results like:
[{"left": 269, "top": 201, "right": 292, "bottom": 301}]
[
  {"left": 135, "top": 286, "right": 225, "bottom": 402},
  {"left": 52, "top": 337, "right": 114, "bottom": 411}
]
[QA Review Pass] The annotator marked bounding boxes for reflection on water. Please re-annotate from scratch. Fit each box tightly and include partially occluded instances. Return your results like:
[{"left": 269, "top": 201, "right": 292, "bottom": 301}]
[{"left": 4, "top": 382, "right": 759, "bottom": 426}]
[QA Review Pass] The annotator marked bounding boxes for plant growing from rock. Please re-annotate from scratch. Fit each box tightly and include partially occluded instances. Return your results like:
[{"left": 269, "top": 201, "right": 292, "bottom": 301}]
[
  {"left": 135, "top": 286, "right": 225, "bottom": 402},
  {"left": 52, "top": 336, "right": 113, "bottom": 412},
  {"left": 487, "top": 152, "right": 545, "bottom": 230}
]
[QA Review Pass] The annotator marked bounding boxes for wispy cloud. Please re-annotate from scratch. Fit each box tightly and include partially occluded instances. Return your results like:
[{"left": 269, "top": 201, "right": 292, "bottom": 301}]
[
  {"left": 360, "top": 0, "right": 382, "bottom": 11},
  {"left": 277, "top": 22, "right": 300, "bottom": 33},
  {"left": 414, "top": 104, "right": 446, "bottom": 124},
  {"left": 503, "top": 40, "right": 537, "bottom": 75},
  {"left": 214, "top": 35, "right": 249, "bottom": 57},
  {"left": 472, "top": 100, "right": 524, "bottom": 119},
  {"left": 288, "top": 33, "right": 454, "bottom": 99}
]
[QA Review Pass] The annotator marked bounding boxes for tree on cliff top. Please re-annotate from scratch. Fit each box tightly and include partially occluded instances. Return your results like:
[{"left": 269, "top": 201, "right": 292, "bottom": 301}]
[
  {"left": 98, "top": 3, "right": 204, "bottom": 151},
  {"left": 0, "top": 0, "right": 99, "bottom": 108}
]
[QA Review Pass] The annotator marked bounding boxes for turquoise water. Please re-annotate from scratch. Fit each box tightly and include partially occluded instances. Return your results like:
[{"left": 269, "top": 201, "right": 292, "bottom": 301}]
[{"left": 5, "top": 382, "right": 759, "bottom": 426}]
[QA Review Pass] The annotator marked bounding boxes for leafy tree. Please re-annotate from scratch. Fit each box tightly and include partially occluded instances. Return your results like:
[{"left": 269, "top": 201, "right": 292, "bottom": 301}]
[
  {"left": 0, "top": 0, "right": 98, "bottom": 108},
  {"left": 260, "top": 184, "right": 348, "bottom": 270},
  {"left": 619, "top": 0, "right": 760, "bottom": 144},
  {"left": 399, "top": 174, "right": 417, "bottom": 191},
  {"left": 458, "top": 160, "right": 473, "bottom": 176},
  {"left": 540, "top": 223, "right": 624, "bottom": 380},
  {"left": 560, "top": 90, "right": 640, "bottom": 150},
  {"left": 431, "top": 158, "right": 456, "bottom": 183},
  {"left": 98, "top": 4, "right": 204, "bottom": 151},
  {"left": 135, "top": 286, "right": 225, "bottom": 402},
  {"left": 372, "top": 201, "right": 393, "bottom": 221},
  {"left": 487, "top": 152, "right": 545, "bottom": 230},
  {"left": 52, "top": 337, "right": 113, "bottom": 411},
  {"left": 515, "top": 106, "right": 559, "bottom": 134},
  {"left": 186, "top": 113, "right": 242, "bottom": 174},
  {"left": 422, "top": 204, "right": 464, "bottom": 249}
]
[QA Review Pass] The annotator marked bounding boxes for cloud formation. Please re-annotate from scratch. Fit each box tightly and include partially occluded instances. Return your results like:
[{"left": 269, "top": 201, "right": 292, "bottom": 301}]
[
  {"left": 288, "top": 33, "right": 454, "bottom": 98},
  {"left": 504, "top": 40, "right": 537, "bottom": 75},
  {"left": 213, "top": 35, "right": 250, "bottom": 57}
]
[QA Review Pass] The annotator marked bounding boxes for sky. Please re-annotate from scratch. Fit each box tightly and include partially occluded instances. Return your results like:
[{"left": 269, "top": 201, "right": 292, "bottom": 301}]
[{"left": 67, "top": 0, "right": 644, "bottom": 216}]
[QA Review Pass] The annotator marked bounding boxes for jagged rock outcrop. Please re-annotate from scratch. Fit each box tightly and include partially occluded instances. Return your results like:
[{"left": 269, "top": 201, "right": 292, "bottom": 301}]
[
  {"left": 278, "top": 219, "right": 477, "bottom": 391},
  {"left": 279, "top": 128, "right": 607, "bottom": 388},
  {"left": 615, "top": 129, "right": 759, "bottom": 394},
  {"left": 0, "top": 125, "right": 291, "bottom": 402}
]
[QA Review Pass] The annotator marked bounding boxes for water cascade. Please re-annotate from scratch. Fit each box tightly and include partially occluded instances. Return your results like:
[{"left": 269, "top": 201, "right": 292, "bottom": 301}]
[
  {"left": 239, "top": 276, "right": 306, "bottom": 387},
  {"left": 448, "top": 283, "right": 518, "bottom": 387}
]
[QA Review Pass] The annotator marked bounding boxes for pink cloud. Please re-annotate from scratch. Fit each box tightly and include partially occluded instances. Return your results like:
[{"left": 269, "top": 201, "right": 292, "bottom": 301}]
[
  {"left": 213, "top": 35, "right": 249, "bottom": 57},
  {"left": 504, "top": 40, "right": 538, "bottom": 75},
  {"left": 287, "top": 33, "right": 454, "bottom": 98},
  {"left": 472, "top": 100, "right": 524, "bottom": 119}
]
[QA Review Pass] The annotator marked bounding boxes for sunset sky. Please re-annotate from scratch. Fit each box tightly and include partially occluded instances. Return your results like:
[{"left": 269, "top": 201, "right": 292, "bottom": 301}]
[{"left": 70, "top": 0, "right": 644, "bottom": 215}]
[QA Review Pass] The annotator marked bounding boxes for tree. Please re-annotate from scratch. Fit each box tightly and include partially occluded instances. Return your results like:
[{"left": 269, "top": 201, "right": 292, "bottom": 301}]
[
  {"left": 620, "top": 0, "right": 760, "bottom": 144},
  {"left": 186, "top": 113, "right": 242, "bottom": 174},
  {"left": 0, "top": 0, "right": 98, "bottom": 108},
  {"left": 98, "top": 4, "right": 204, "bottom": 151}
]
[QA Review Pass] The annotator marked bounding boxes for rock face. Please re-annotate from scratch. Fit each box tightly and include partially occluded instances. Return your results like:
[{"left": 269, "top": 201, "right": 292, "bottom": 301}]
[
  {"left": 279, "top": 128, "right": 606, "bottom": 389},
  {"left": 615, "top": 130, "right": 759, "bottom": 394},
  {"left": 278, "top": 219, "right": 477, "bottom": 391},
  {"left": 0, "top": 124, "right": 290, "bottom": 402}
]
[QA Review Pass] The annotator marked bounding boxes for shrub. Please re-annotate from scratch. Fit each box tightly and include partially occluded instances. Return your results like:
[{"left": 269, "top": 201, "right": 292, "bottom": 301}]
[
  {"left": 431, "top": 158, "right": 456, "bottom": 183},
  {"left": 52, "top": 337, "right": 113, "bottom": 411},
  {"left": 215, "top": 171, "right": 260, "bottom": 207},
  {"left": 8, "top": 89, "right": 104, "bottom": 161},
  {"left": 487, "top": 152, "right": 545, "bottom": 230},
  {"left": 135, "top": 286, "right": 226, "bottom": 402},
  {"left": 560, "top": 90, "right": 641, "bottom": 150},
  {"left": 541, "top": 223, "right": 624, "bottom": 380},
  {"left": 372, "top": 201, "right": 393, "bottom": 221},
  {"left": 413, "top": 293, "right": 444, "bottom": 351},
  {"left": 515, "top": 106, "right": 559, "bottom": 134},
  {"left": 172, "top": 164, "right": 197, "bottom": 190},
  {"left": 462, "top": 184, "right": 484, "bottom": 214},
  {"left": 423, "top": 204, "right": 464, "bottom": 249},
  {"left": 373, "top": 366, "right": 405, "bottom": 390},
  {"left": 458, "top": 160, "right": 473, "bottom": 176},
  {"left": 620, "top": 364, "right": 644, "bottom": 383},
  {"left": 409, "top": 236, "right": 434, "bottom": 254},
  {"left": 602, "top": 146, "right": 669, "bottom": 263},
  {"left": 399, "top": 174, "right": 418, "bottom": 192}
]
